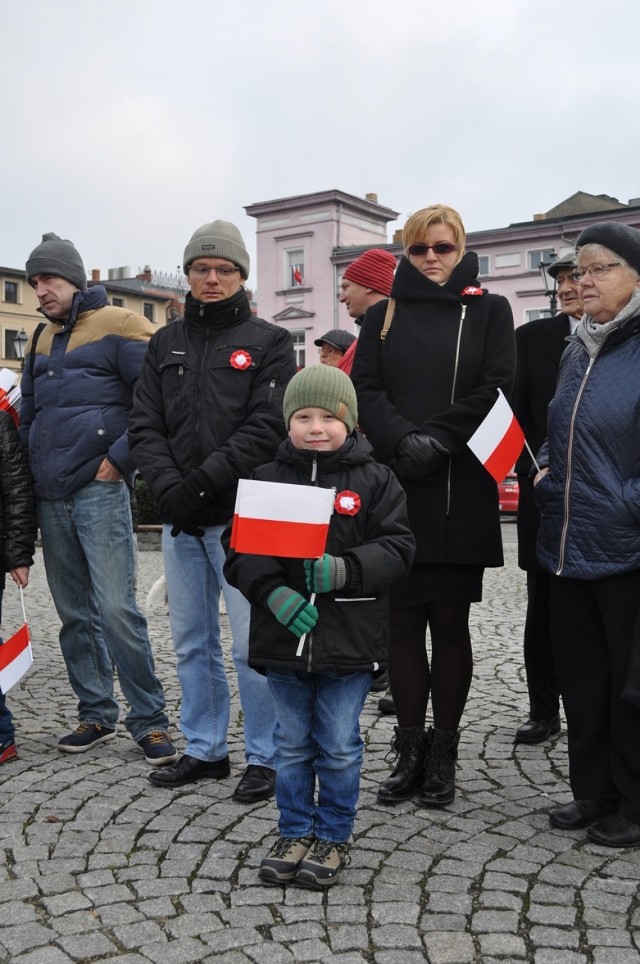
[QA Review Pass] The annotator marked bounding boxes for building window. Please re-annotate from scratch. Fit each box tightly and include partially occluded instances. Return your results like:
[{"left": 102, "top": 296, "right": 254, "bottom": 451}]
[
  {"left": 3, "top": 281, "right": 19, "bottom": 304},
  {"left": 290, "top": 330, "right": 305, "bottom": 369},
  {"left": 4, "top": 329, "right": 22, "bottom": 361},
  {"left": 528, "top": 248, "right": 555, "bottom": 271},
  {"left": 286, "top": 249, "right": 305, "bottom": 288},
  {"left": 112, "top": 297, "right": 124, "bottom": 308},
  {"left": 525, "top": 308, "right": 553, "bottom": 323},
  {"left": 495, "top": 253, "right": 521, "bottom": 269},
  {"left": 143, "top": 302, "right": 154, "bottom": 322},
  {"left": 477, "top": 255, "right": 489, "bottom": 277}
]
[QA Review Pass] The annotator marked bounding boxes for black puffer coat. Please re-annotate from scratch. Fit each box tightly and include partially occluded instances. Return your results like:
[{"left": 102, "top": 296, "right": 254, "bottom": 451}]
[
  {"left": 223, "top": 433, "right": 415, "bottom": 674},
  {"left": 0, "top": 410, "right": 37, "bottom": 589},
  {"left": 351, "top": 254, "right": 515, "bottom": 566},
  {"left": 129, "top": 289, "right": 296, "bottom": 526}
]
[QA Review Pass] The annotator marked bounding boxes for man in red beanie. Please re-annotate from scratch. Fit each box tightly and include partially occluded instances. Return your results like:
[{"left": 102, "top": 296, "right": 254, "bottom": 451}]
[{"left": 338, "top": 248, "right": 396, "bottom": 375}]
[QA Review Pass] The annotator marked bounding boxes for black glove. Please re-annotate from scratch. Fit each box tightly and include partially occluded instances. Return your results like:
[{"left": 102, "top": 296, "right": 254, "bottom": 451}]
[
  {"left": 391, "top": 433, "right": 449, "bottom": 481},
  {"left": 158, "top": 469, "right": 209, "bottom": 537}
]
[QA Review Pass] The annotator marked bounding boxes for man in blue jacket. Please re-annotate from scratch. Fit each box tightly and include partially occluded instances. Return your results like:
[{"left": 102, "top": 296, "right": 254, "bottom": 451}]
[{"left": 21, "top": 233, "right": 176, "bottom": 766}]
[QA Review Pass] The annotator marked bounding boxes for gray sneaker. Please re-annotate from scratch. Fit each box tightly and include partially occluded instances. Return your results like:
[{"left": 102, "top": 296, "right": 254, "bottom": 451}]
[
  {"left": 258, "top": 835, "right": 315, "bottom": 885},
  {"left": 295, "top": 838, "right": 350, "bottom": 889}
]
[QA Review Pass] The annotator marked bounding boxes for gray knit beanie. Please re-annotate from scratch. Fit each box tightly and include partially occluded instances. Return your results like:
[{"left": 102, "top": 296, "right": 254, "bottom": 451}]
[
  {"left": 283, "top": 364, "right": 358, "bottom": 434},
  {"left": 26, "top": 232, "right": 87, "bottom": 289},
  {"left": 183, "top": 220, "right": 250, "bottom": 279}
]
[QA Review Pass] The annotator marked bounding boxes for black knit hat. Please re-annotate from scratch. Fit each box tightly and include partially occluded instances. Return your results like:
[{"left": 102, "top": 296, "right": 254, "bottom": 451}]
[
  {"left": 26, "top": 232, "right": 87, "bottom": 290},
  {"left": 313, "top": 329, "right": 356, "bottom": 354},
  {"left": 576, "top": 221, "right": 640, "bottom": 275}
]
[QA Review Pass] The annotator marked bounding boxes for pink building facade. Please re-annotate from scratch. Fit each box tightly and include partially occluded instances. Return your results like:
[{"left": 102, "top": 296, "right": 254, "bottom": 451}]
[{"left": 246, "top": 189, "right": 640, "bottom": 367}]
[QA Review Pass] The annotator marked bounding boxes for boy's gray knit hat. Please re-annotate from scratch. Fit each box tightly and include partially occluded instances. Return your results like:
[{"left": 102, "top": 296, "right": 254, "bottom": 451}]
[
  {"left": 183, "top": 219, "right": 250, "bottom": 278},
  {"left": 26, "top": 232, "right": 87, "bottom": 289},
  {"left": 283, "top": 364, "right": 358, "bottom": 434}
]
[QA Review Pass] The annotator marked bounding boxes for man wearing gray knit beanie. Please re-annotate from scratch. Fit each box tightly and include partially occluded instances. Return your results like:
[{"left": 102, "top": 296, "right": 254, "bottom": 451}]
[
  {"left": 130, "top": 218, "right": 297, "bottom": 800},
  {"left": 21, "top": 233, "right": 177, "bottom": 766}
]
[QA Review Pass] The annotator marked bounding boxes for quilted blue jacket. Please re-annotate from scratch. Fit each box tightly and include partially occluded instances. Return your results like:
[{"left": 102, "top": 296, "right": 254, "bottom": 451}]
[
  {"left": 19, "top": 286, "right": 154, "bottom": 499},
  {"left": 535, "top": 311, "right": 640, "bottom": 578}
]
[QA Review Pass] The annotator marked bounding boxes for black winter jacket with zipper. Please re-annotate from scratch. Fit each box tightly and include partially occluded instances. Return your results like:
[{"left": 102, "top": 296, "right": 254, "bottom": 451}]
[
  {"left": 129, "top": 289, "right": 297, "bottom": 527},
  {"left": 351, "top": 254, "right": 515, "bottom": 566},
  {"left": 223, "top": 433, "right": 415, "bottom": 674}
]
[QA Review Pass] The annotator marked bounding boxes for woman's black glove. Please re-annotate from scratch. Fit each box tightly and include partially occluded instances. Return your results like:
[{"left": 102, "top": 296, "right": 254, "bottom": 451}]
[{"left": 391, "top": 433, "right": 449, "bottom": 481}]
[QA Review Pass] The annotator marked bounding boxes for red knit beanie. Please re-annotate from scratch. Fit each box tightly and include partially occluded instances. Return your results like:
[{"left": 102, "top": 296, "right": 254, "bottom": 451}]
[{"left": 343, "top": 248, "right": 396, "bottom": 296}]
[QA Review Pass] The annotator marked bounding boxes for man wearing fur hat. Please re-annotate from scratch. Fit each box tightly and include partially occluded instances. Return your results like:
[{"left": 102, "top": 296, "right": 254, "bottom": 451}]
[
  {"left": 337, "top": 248, "right": 397, "bottom": 376},
  {"left": 22, "top": 233, "right": 177, "bottom": 765},
  {"left": 129, "top": 219, "right": 296, "bottom": 799}
]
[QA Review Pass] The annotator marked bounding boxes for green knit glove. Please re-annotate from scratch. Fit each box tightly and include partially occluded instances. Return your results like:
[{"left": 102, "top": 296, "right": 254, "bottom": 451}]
[
  {"left": 304, "top": 554, "right": 347, "bottom": 594},
  {"left": 266, "top": 587, "right": 319, "bottom": 638}
]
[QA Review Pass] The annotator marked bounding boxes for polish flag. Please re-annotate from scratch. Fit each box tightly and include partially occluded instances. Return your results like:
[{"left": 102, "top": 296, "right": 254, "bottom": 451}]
[
  {"left": 230, "top": 480, "right": 334, "bottom": 558},
  {"left": 0, "top": 368, "right": 21, "bottom": 427},
  {"left": 293, "top": 266, "right": 304, "bottom": 285},
  {"left": 467, "top": 389, "right": 525, "bottom": 483},
  {"left": 0, "top": 624, "right": 32, "bottom": 693}
]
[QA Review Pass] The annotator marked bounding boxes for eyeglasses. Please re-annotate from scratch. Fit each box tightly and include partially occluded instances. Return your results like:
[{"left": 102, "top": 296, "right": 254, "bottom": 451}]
[
  {"left": 407, "top": 242, "right": 459, "bottom": 257},
  {"left": 318, "top": 344, "right": 340, "bottom": 355},
  {"left": 570, "top": 263, "right": 622, "bottom": 282},
  {"left": 189, "top": 264, "right": 240, "bottom": 279}
]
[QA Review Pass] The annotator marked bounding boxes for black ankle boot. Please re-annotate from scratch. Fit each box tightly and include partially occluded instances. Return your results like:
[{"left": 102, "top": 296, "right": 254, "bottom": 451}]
[
  {"left": 377, "top": 726, "right": 428, "bottom": 804},
  {"left": 417, "top": 727, "right": 459, "bottom": 808}
]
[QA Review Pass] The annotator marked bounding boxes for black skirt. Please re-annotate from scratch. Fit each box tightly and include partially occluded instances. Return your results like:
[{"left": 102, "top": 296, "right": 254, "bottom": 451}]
[{"left": 390, "top": 563, "right": 484, "bottom": 608}]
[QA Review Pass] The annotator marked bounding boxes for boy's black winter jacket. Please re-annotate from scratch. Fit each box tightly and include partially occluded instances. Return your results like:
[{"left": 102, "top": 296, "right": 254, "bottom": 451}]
[{"left": 223, "top": 433, "right": 415, "bottom": 675}]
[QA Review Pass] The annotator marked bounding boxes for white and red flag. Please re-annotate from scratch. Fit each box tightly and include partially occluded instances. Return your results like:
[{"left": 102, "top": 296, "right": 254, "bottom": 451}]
[
  {"left": 467, "top": 389, "right": 525, "bottom": 483},
  {"left": 0, "top": 623, "right": 32, "bottom": 693},
  {"left": 230, "top": 480, "right": 335, "bottom": 558},
  {"left": 0, "top": 368, "right": 21, "bottom": 427}
]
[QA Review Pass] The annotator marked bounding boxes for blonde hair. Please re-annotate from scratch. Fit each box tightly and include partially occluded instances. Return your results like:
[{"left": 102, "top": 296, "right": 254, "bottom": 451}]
[{"left": 402, "top": 205, "right": 466, "bottom": 264}]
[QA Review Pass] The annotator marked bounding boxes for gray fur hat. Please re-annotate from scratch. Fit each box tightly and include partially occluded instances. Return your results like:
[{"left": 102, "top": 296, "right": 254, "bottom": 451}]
[
  {"left": 183, "top": 220, "right": 250, "bottom": 278},
  {"left": 26, "top": 232, "right": 87, "bottom": 289},
  {"left": 577, "top": 221, "right": 640, "bottom": 275}
]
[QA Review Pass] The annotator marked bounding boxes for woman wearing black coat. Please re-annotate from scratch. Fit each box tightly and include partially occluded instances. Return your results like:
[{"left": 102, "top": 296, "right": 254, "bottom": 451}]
[{"left": 352, "top": 204, "right": 515, "bottom": 808}]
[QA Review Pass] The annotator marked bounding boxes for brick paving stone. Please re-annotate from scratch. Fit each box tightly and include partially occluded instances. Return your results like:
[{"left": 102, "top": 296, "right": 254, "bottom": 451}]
[
  {"left": 421, "top": 931, "right": 476, "bottom": 963},
  {"left": 478, "top": 933, "right": 528, "bottom": 958},
  {"left": 11, "top": 950, "right": 75, "bottom": 964}
]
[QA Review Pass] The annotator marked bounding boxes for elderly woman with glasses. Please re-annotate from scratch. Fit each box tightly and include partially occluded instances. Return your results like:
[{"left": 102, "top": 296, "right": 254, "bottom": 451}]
[
  {"left": 534, "top": 221, "right": 640, "bottom": 848},
  {"left": 351, "top": 204, "right": 515, "bottom": 809}
]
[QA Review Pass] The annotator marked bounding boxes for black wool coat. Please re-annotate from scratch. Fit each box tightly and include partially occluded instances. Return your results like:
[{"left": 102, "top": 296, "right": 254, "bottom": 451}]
[
  {"left": 351, "top": 254, "right": 515, "bottom": 567},
  {"left": 513, "top": 313, "right": 570, "bottom": 572}
]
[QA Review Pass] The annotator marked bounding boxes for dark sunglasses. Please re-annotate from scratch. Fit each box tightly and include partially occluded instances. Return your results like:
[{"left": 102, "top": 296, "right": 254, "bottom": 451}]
[{"left": 407, "top": 242, "right": 458, "bottom": 256}]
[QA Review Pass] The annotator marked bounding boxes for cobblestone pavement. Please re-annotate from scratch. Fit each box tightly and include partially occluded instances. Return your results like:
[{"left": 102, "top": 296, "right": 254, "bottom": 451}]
[{"left": 1, "top": 526, "right": 639, "bottom": 963}]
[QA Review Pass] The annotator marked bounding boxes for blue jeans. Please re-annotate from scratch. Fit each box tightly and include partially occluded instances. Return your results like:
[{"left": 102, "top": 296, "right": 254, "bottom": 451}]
[
  {"left": 162, "top": 524, "right": 276, "bottom": 767},
  {"left": 38, "top": 480, "right": 169, "bottom": 741},
  {"left": 266, "top": 668, "right": 372, "bottom": 842}
]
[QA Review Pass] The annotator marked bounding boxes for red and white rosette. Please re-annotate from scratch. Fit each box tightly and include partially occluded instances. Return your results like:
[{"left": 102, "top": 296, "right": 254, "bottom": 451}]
[
  {"left": 230, "top": 350, "right": 252, "bottom": 370},
  {"left": 334, "top": 490, "right": 361, "bottom": 516}
]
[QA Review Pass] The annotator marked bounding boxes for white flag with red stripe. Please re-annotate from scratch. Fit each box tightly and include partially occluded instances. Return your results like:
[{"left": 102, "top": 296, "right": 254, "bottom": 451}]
[
  {"left": 0, "top": 624, "right": 32, "bottom": 693},
  {"left": 467, "top": 389, "right": 525, "bottom": 483},
  {"left": 230, "top": 480, "right": 334, "bottom": 558},
  {"left": 0, "top": 368, "right": 21, "bottom": 427}
]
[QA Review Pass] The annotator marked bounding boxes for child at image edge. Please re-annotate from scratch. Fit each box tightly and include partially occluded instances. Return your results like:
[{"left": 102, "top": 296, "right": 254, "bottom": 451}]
[
  {"left": 0, "top": 406, "right": 38, "bottom": 764},
  {"left": 224, "top": 364, "right": 414, "bottom": 888}
]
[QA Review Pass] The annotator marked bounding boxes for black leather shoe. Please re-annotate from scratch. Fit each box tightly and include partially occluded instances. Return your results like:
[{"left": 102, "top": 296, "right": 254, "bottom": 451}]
[
  {"left": 377, "top": 694, "right": 396, "bottom": 716},
  {"left": 587, "top": 812, "right": 640, "bottom": 848},
  {"left": 233, "top": 764, "right": 276, "bottom": 803},
  {"left": 148, "top": 753, "right": 230, "bottom": 787},
  {"left": 514, "top": 714, "right": 561, "bottom": 744},
  {"left": 549, "top": 798, "right": 618, "bottom": 830}
]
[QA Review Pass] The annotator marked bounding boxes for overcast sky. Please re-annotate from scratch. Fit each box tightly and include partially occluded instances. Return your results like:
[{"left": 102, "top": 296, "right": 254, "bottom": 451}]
[{"left": 3, "top": 0, "right": 638, "bottom": 287}]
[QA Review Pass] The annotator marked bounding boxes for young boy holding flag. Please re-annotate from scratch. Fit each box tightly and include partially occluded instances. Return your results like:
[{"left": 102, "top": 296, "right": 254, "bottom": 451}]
[{"left": 224, "top": 365, "right": 414, "bottom": 888}]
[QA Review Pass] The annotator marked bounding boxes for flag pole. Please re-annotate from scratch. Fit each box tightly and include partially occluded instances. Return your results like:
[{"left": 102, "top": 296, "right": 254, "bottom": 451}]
[
  {"left": 296, "top": 592, "right": 316, "bottom": 658},
  {"left": 525, "top": 440, "right": 541, "bottom": 474}
]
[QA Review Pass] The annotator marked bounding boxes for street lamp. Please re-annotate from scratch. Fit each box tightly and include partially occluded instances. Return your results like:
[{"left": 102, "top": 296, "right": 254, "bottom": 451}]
[
  {"left": 12, "top": 328, "right": 28, "bottom": 370},
  {"left": 538, "top": 252, "right": 558, "bottom": 318}
]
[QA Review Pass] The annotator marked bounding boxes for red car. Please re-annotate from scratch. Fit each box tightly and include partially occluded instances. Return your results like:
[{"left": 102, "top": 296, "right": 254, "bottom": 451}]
[{"left": 498, "top": 473, "right": 519, "bottom": 515}]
